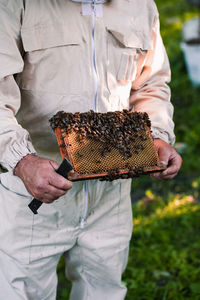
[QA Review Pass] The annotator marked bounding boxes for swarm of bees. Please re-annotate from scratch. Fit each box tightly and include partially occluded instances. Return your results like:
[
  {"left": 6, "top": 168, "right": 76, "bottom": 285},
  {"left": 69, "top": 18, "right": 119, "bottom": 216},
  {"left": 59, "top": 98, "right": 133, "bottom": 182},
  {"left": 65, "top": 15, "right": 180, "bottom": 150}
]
[
  {"left": 50, "top": 110, "right": 150, "bottom": 157},
  {"left": 49, "top": 110, "right": 156, "bottom": 181}
]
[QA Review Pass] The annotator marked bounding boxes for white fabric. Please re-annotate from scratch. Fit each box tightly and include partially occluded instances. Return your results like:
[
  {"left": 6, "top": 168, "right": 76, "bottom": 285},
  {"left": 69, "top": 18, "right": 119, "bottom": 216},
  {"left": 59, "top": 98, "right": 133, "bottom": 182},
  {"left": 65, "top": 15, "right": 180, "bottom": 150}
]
[
  {"left": 72, "top": 0, "right": 105, "bottom": 17},
  {"left": 0, "top": 172, "right": 132, "bottom": 299},
  {"left": 81, "top": 2, "right": 103, "bottom": 17},
  {"left": 72, "top": 0, "right": 107, "bottom": 4}
]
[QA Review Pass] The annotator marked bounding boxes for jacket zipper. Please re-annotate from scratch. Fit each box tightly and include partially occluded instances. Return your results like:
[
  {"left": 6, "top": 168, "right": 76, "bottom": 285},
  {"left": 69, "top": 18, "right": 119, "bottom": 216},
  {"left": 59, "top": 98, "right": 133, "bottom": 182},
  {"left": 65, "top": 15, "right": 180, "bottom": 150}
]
[
  {"left": 91, "top": 1, "right": 98, "bottom": 112},
  {"left": 80, "top": 181, "right": 88, "bottom": 228},
  {"left": 80, "top": 2, "right": 97, "bottom": 228}
]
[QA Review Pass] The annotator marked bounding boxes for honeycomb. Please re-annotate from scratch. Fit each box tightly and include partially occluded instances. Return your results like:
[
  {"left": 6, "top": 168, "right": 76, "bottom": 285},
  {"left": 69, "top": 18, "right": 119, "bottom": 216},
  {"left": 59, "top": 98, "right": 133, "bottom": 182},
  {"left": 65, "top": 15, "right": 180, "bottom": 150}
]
[{"left": 51, "top": 110, "right": 164, "bottom": 181}]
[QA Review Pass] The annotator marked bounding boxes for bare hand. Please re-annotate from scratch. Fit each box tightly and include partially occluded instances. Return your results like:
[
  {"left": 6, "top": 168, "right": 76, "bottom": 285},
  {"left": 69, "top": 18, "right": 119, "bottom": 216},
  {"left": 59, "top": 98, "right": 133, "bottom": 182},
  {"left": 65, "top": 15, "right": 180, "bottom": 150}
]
[
  {"left": 151, "top": 139, "right": 182, "bottom": 180},
  {"left": 14, "top": 154, "right": 72, "bottom": 203}
]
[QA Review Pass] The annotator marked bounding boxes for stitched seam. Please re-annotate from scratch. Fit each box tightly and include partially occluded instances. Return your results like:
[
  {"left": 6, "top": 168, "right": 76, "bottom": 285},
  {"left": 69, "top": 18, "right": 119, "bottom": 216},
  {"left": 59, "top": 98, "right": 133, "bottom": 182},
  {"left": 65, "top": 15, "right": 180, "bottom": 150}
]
[
  {"left": 118, "top": 182, "right": 122, "bottom": 250},
  {"left": 0, "top": 182, "right": 31, "bottom": 199},
  {"left": 22, "top": 22, "right": 65, "bottom": 31},
  {"left": 20, "top": 87, "right": 83, "bottom": 96},
  {"left": 77, "top": 244, "right": 89, "bottom": 299},
  {"left": 28, "top": 214, "right": 35, "bottom": 264}
]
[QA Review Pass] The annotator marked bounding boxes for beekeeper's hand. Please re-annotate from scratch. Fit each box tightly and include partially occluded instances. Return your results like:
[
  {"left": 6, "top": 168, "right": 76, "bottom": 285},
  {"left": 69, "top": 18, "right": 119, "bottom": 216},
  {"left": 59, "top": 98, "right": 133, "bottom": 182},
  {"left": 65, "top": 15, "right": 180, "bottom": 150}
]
[
  {"left": 14, "top": 154, "right": 72, "bottom": 203},
  {"left": 151, "top": 139, "right": 182, "bottom": 180}
]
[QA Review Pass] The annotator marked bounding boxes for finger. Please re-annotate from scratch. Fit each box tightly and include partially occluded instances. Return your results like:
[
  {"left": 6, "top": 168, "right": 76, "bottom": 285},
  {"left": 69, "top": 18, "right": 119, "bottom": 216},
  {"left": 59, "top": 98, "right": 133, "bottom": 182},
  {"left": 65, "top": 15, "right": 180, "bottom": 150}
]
[
  {"left": 156, "top": 145, "right": 170, "bottom": 167},
  {"left": 150, "top": 174, "right": 169, "bottom": 181},
  {"left": 47, "top": 184, "right": 68, "bottom": 198},
  {"left": 150, "top": 173, "right": 163, "bottom": 181},
  {"left": 37, "top": 185, "right": 68, "bottom": 203},
  {"left": 48, "top": 173, "right": 72, "bottom": 190},
  {"left": 162, "top": 165, "right": 178, "bottom": 177},
  {"left": 151, "top": 169, "right": 178, "bottom": 180},
  {"left": 161, "top": 172, "right": 178, "bottom": 180},
  {"left": 162, "top": 155, "right": 182, "bottom": 176}
]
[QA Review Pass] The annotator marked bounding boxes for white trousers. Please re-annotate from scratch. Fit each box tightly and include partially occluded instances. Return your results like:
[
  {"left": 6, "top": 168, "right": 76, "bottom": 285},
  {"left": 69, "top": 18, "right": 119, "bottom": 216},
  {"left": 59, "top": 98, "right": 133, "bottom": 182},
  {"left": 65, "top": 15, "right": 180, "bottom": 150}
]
[{"left": 0, "top": 172, "right": 133, "bottom": 300}]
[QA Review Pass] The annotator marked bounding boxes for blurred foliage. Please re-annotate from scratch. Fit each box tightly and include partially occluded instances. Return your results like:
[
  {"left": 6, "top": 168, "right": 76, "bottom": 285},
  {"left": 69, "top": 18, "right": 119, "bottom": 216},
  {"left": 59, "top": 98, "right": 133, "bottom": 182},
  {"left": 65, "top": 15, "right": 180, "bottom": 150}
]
[
  {"left": 156, "top": 0, "right": 200, "bottom": 174},
  {"left": 57, "top": 0, "right": 200, "bottom": 299},
  {"left": 124, "top": 178, "right": 200, "bottom": 300}
]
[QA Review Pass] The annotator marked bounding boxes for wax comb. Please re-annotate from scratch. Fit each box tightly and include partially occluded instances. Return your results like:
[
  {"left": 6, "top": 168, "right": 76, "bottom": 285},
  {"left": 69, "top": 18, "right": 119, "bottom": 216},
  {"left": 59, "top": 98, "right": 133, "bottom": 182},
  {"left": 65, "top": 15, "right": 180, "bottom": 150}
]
[{"left": 49, "top": 110, "right": 165, "bottom": 181}]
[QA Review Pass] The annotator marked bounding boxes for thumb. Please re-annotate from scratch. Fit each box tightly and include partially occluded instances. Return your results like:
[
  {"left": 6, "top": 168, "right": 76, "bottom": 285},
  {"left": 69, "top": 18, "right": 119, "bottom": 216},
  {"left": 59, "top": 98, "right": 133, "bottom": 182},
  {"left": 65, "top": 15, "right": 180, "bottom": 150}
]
[{"left": 157, "top": 146, "right": 169, "bottom": 168}]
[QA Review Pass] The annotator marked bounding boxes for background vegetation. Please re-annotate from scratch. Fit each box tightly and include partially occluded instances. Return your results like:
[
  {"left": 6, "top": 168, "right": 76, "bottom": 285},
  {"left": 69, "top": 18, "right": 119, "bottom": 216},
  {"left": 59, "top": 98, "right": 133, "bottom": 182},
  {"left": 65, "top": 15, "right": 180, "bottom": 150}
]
[{"left": 57, "top": 0, "right": 200, "bottom": 298}]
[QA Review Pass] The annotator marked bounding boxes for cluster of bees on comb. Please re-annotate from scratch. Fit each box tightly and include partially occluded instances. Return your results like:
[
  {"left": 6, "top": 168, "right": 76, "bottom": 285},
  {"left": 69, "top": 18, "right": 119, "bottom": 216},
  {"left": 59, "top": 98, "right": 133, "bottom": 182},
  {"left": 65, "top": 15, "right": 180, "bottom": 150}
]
[{"left": 49, "top": 110, "right": 153, "bottom": 181}]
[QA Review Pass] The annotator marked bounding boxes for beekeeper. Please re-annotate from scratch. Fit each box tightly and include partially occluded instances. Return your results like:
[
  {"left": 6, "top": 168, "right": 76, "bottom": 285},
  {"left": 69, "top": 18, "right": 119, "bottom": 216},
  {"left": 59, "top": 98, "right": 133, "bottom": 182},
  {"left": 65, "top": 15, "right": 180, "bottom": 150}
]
[{"left": 0, "top": 0, "right": 182, "bottom": 299}]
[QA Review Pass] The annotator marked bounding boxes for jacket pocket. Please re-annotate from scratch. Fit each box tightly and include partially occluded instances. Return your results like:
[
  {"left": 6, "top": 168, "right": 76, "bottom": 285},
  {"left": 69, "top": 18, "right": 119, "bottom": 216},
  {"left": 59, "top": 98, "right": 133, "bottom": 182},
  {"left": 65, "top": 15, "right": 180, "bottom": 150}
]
[
  {"left": 19, "top": 22, "right": 84, "bottom": 94},
  {"left": 21, "top": 22, "right": 82, "bottom": 52},
  {"left": 106, "top": 26, "right": 152, "bottom": 92}
]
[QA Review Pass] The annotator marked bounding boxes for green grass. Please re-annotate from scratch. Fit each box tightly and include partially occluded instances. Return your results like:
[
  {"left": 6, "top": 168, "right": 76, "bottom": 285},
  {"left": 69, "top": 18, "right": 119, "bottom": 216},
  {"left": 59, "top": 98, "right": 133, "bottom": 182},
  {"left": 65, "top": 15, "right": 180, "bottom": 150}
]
[
  {"left": 57, "top": 0, "right": 200, "bottom": 299},
  {"left": 124, "top": 186, "right": 200, "bottom": 300}
]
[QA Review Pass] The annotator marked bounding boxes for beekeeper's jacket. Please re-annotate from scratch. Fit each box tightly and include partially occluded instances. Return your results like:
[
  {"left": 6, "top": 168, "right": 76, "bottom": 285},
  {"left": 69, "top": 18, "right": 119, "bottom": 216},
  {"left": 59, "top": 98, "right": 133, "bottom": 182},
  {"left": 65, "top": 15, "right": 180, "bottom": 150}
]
[{"left": 0, "top": 0, "right": 174, "bottom": 172}]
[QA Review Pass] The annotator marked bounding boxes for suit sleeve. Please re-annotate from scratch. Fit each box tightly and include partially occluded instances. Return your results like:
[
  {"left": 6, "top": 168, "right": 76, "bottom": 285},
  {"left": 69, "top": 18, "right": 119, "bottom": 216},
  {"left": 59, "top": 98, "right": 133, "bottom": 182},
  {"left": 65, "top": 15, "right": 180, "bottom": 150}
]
[
  {"left": 0, "top": 2, "right": 36, "bottom": 172},
  {"left": 129, "top": 15, "right": 175, "bottom": 145}
]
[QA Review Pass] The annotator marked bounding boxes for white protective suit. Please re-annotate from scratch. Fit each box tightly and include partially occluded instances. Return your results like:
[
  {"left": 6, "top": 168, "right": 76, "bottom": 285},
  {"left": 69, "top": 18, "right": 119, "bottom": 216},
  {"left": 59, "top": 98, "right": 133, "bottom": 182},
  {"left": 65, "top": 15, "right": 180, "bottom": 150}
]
[{"left": 0, "top": 0, "right": 175, "bottom": 299}]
